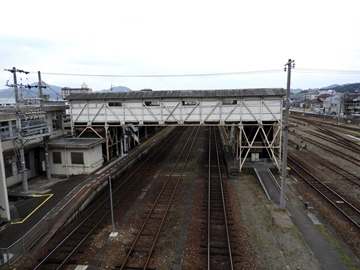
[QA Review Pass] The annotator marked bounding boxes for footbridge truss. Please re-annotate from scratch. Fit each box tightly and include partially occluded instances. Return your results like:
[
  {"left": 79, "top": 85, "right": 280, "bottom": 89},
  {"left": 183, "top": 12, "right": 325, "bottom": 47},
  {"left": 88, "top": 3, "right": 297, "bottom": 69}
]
[{"left": 66, "top": 88, "right": 286, "bottom": 172}]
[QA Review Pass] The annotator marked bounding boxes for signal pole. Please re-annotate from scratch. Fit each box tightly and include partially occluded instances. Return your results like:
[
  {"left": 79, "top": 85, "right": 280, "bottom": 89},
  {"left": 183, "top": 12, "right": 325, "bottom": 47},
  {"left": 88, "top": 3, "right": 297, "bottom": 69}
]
[{"left": 280, "top": 59, "right": 295, "bottom": 209}]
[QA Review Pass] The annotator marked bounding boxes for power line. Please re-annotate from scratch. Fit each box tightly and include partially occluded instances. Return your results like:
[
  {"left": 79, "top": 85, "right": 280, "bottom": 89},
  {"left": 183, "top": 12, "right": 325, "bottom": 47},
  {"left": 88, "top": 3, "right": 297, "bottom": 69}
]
[
  {"left": 295, "top": 68, "right": 360, "bottom": 74},
  {"left": 24, "top": 68, "right": 360, "bottom": 79},
  {"left": 28, "top": 69, "right": 283, "bottom": 78},
  {"left": 41, "top": 81, "right": 63, "bottom": 99}
]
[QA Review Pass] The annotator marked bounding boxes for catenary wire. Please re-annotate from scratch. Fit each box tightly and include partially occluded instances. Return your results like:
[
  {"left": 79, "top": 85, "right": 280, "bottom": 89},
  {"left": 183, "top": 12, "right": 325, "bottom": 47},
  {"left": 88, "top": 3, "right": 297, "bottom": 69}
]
[
  {"left": 295, "top": 68, "right": 360, "bottom": 74},
  {"left": 27, "top": 69, "right": 283, "bottom": 78},
  {"left": 25, "top": 68, "right": 360, "bottom": 78},
  {"left": 42, "top": 81, "right": 63, "bottom": 99}
]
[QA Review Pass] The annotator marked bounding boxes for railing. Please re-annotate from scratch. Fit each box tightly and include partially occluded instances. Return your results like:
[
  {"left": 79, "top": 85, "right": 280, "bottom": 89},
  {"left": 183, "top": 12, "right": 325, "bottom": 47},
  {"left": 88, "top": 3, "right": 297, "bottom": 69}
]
[{"left": 0, "top": 217, "right": 57, "bottom": 267}]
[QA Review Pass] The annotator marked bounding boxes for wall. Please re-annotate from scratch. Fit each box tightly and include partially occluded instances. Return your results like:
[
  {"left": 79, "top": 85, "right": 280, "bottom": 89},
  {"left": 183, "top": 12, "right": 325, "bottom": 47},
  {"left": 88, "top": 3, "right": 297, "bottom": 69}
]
[
  {"left": 50, "top": 144, "right": 103, "bottom": 176},
  {"left": 70, "top": 97, "right": 283, "bottom": 125}
]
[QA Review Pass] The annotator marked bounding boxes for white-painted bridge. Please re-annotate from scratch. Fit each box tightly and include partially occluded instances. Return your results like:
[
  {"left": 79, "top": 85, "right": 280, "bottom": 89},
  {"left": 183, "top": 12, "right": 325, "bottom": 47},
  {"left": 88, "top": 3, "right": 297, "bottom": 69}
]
[{"left": 66, "top": 88, "right": 286, "bottom": 171}]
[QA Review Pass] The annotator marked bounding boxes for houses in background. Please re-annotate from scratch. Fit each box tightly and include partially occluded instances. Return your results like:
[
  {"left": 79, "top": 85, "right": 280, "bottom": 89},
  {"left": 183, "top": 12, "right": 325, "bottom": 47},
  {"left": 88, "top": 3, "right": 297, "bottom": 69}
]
[{"left": 290, "top": 88, "right": 360, "bottom": 116}]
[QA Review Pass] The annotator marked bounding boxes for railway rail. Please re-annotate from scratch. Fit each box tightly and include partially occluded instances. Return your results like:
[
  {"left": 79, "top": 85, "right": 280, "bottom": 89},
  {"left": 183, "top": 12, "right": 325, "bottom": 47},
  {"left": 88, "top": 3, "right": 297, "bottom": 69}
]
[
  {"left": 31, "top": 127, "right": 185, "bottom": 269},
  {"left": 290, "top": 114, "right": 360, "bottom": 136},
  {"left": 292, "top": 134, "right": 360, "bottom": 166},
  {"left": 304, "top": 129, "right": 360, "bottom": 154},
  {"left": 118, "top": 126, "right": 200, "bottom": 269},
  {"left": 318, "top": 160, "right": 360, "bottom": 188},
  {"left": 287, "top": 156, "right": 360, "bottom": 229},
  {"left": 205, "top": 126, "right": 236, "bottom": 269}
]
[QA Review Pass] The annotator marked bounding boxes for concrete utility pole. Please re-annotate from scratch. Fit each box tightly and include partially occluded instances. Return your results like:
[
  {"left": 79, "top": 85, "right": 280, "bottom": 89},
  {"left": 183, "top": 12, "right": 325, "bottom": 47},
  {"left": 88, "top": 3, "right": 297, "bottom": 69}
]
[
  {"left": 5, "top": 67, "right": 29, "bottom": 191},
  {"left": 38, "top": 71, "right": 51, "bottom": 180},
  {"left": 280, "top": 59, "right": 295, "bottom": 209},
  {"left": 4, "top": 68, "right": 51, "bottom": 190}
]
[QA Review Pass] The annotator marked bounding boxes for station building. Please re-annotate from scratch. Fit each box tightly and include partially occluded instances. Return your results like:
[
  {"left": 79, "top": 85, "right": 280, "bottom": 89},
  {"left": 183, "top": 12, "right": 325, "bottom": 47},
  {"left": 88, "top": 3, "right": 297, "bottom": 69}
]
[
  {"left": 0, "top": 101, "right": 67, "bottom": 185},
  {"left": 0, "top": 100, "right": 68, "bottom": 221}
]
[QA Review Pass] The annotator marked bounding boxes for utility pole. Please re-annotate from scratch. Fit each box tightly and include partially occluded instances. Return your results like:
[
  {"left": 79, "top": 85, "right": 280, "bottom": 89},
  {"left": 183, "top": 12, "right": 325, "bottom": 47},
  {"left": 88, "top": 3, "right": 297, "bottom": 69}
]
[
  {"left": 280, "top": 59, "right": 295, "bottom": 209},
  {"left": 4, "top": 68, "right": 51, "bottom": 191},
  {"left": 38, "top": 71, "right": 51, "bottom": 180},
  {"left": 5, "top": 67, "right": 29, "bottom": 191}
]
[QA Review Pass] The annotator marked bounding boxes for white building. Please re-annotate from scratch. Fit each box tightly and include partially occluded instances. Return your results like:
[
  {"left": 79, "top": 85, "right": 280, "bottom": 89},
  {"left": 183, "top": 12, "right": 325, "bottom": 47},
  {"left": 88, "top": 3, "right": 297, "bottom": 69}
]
[
  {"left": 61, "top": 83, "right": 92, "bottom": 99},
  {"left": 48, "top": 137, "right": 105, "bottom": 176},
  {"left": 324, "top": 93, "right": 343, "bottom": 114}
]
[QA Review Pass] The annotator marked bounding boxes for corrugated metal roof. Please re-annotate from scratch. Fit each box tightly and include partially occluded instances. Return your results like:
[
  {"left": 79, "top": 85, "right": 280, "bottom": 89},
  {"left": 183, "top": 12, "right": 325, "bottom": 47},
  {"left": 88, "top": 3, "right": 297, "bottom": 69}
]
[
  {"left": 66, "top": 88, "right": 286, "bottom": 101},
  {"left": 49, "top": 137, "right": 106, "bottom": 148}
]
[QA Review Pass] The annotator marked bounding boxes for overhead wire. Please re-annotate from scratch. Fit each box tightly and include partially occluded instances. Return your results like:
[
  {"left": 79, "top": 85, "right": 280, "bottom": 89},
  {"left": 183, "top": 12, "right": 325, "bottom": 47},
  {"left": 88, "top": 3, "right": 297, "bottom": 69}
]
[
  {"left": 3, "top": 68, "right": 357, "bottom": 98},
  {"left": 28, "top": 69, "right": 283, "bottom": 78},
  {"left": 41, "top": 81, "right": 63, "bottom": 100},
  {"left": 294, "top": 68, "right": 360, "bottom": 74},
  {"left": 22, "top": 68, "right": 360, "bottom": 81},
  {"left": 22, "top": 74, "right": 37, "bottom": 99}
]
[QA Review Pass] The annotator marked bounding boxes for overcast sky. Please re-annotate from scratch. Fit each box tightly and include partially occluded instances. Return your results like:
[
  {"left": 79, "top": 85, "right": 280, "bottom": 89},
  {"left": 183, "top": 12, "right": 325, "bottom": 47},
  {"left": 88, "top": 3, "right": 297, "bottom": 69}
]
[{"left": 1, "top": 0, "right": 359, "bottom": 92}]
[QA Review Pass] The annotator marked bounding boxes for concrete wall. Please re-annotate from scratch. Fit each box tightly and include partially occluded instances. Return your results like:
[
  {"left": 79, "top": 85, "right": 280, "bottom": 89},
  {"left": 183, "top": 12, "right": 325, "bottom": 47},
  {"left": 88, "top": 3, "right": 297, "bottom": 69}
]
[
  {"left": 50, "top": 144, "right": 103, "bottom": 176},
  {"left": 0, "top": 141, "right": 11, "bottom": 221}
]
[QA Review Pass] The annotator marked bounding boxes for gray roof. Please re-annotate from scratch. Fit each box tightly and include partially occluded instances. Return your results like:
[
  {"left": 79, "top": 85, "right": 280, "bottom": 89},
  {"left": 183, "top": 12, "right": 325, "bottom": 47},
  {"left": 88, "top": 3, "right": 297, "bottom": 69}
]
[
  {"left": 49, "top": 137, "right": 106, "bottom": 149},
  {"left": 66, "top": 88, "right": 286, "bottom": 101}
]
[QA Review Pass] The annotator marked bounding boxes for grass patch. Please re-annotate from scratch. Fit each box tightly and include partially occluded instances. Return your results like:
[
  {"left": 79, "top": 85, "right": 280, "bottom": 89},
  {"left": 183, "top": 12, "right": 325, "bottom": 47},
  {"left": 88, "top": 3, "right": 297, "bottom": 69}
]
[
  {"left": 273, "top": 208, "right": 286, "bottom": 212},
  {"left": 317, "top": 224, "right": 358, "bottom": 270}
]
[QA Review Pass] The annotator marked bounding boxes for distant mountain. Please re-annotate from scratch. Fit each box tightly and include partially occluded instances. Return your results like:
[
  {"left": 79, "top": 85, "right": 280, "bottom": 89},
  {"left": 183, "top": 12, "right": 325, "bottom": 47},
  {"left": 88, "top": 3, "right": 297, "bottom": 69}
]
[
  {"left": 321, "top": 83, "right": 360, "bottom": 93},
  {"left": 0, "top": 82, "right": 63, "bottom": 100},
  {"left": 100, "top": 86, "right": 132, "bottom": 92},
  {"left": 290, "top": 83, "right": 360, "bottom": 95},
  {"left": 0, "top": 83, "right": 132, "bottom": 100},
  {"left": 321, "top": 84, "right": 340, "bottom": 90},
  {"left": 290, "top": 88, "right": 303, "bottom": 94}
]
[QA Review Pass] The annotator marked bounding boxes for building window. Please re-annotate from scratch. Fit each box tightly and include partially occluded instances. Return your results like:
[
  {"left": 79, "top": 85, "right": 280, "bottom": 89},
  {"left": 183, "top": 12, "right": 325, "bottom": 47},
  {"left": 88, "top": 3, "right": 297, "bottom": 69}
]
[
  {"left": 182, "top": 100, "right": 197, "bottom": 106},
  {"left": 4, "top": 158, "right": 13, "bottom": 178},
  {"left": 222, "top": 99, "right": 237, "bottom": 105},
  {"left": 0, "top": 123, "right": 10, "bottom": 139},
  {"left": 25, "top": 153, "right": 31, "bottom": 169},
  {"left": 144, "top": 101, "right": 160, "bottom": 106},
  {"left": 109, "top": 102, "right": 122, "bottom": 107},
  {"left": 52, "top": 152, "right": 62, "bottom": 164},
  {"left": 71, "top": 152, "right": 84, "bottom": 165}
]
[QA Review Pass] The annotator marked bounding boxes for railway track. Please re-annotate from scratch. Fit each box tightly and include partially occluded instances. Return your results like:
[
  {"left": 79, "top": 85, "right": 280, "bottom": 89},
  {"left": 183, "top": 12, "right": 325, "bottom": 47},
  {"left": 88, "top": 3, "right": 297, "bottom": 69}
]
[
  {"left": 117, "top": 126, "right": 200, "bottom": 269},
  {"left": 305, "top": 129, "right": 360, "bottom": 154},
  {"left": 290, "top": 114, "right": 360, "bottom": 137},
  {"left": 292, "top": 134, "right": 360, "bottom": 166},
  {"left": 31, "top": 127, "right": 186, "bottom": 269},
  {"left": 205, "top": 126, "right": 236, "bottom": 269},
  {"left": 287, "top": 156, "right": 360, "bottom": 229},
  {"left": 318, "top": 160, "right": 360, "bottom": 187}
]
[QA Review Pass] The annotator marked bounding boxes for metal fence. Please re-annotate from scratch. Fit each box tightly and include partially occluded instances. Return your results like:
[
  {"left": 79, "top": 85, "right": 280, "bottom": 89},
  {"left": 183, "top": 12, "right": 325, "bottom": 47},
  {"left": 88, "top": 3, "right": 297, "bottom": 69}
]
[{"left": 0, "top": 218, "right": 51, "bottom": 267}]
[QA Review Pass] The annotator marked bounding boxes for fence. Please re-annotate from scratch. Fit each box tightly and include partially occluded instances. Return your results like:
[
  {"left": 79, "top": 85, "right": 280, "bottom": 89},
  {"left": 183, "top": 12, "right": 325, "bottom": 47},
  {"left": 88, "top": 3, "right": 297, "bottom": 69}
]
[{"left": 0, "top": 217, "right": 56, "bottom": 267}]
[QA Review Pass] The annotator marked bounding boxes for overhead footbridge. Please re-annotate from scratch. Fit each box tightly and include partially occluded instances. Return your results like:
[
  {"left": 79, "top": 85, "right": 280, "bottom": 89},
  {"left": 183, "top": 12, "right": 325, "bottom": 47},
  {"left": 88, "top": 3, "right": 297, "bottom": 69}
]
[{"left": 66, "top": 88, "right": 286, "bottom": 172}]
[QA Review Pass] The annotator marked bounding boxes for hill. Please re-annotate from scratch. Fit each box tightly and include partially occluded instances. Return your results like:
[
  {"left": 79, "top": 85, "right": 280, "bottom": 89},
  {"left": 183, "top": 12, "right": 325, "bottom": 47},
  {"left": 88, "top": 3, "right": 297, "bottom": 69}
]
[
  {"left": 100, "top": 86, "right": 132, "bottom": 92},
  {"left": 0, "top": 83, "right": 63, "bottom": 100},
  {"left": 0, "top": 83, "right": 132, "bottom": 100},
  {"left": 290, "top": 82, "right": 360, "bottom": 95},
  {"left": 321, "top": 83, "right": 360, "bottom": 93}
]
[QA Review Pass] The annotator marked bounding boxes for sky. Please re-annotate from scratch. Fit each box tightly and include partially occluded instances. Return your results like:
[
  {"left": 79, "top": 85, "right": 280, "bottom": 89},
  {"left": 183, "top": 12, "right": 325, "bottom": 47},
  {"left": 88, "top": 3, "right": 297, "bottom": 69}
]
[{"left": 1, "top": 0, "right": 360, "bottom": 92}]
